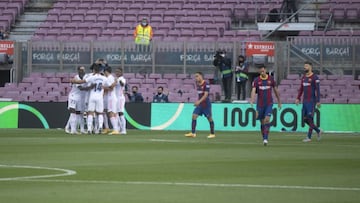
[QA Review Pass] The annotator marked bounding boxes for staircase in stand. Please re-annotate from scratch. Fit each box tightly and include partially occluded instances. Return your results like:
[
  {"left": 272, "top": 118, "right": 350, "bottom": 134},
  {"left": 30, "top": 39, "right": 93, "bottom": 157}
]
[{"left": 9, "top": 0, "right": 55, "bottom": 41}]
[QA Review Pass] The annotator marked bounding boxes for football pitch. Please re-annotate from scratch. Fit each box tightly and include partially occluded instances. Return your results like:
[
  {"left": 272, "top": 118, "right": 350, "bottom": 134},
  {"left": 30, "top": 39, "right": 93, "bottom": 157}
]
[{"left": 0, "top": 129, "right": 359, "bottom": 203}]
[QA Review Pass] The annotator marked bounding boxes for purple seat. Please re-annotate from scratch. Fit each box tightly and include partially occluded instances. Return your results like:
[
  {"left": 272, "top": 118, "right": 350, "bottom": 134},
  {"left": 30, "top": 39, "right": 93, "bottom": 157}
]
[
  {"left": 348, "top": 98, "right": 360, "bottom": 104},
  {"left": 141, "top": 84, "right": 154, "bottom": 90},
  {"left": 48, "top": 91, "right": 61, "bottom": 98},
  {"left": 287, "top": 74, "right": 300, "bottom": 80},
  {"left": 163, "top": 73, "right": 177, "bottom": 79},
  {"left": 148, "top": 73, "right": 162, "bottom": 79},
  {"left": 176, "top": 74, "right": 189, "bottom": 79},
  {"left": 84, "top": 15, "right": 97, "bottom": 22},
  {"left": 98, "top": 15, "right": 110, "bottom": 23},
  {"left": 334, "top": 98, "right": 348, "bottom": 104},
  {"left": 156, "top": 79, "right": 169, "bottom": 85},
  {"left": 3, "top": 90, "right": 20, "bottom": 98}
]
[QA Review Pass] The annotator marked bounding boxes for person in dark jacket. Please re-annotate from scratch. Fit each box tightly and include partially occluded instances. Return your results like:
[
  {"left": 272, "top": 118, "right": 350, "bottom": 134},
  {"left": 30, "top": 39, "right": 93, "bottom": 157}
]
[
  {"left": 153, "top": 86, "right": 169, "bottom": 103},
  {"left": 235, "top": 55, "right": 249, "bottom": 100},
  {"left": 128, "top": 86, "right": 144, "bottom": 103},
  {"left": 213, "top": 49, "right": 232, "bottom": 102}
]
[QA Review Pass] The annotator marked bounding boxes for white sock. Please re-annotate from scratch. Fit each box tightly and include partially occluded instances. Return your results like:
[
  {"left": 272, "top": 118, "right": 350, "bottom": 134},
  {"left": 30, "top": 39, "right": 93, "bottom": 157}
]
[
  {"left": 110, "top": 117, "right": 119, "bottom": 131},
  {"left": 103, "top": 113, "right": 109, "bottom": 129},
  {"left": 120, "top": 115, "right": 126, "bottom": 132},
  {"left": 77, "top": 114, "right": 84, "bottom": 132},
  {"left": 65, "top": 115, "right": 71, "bottom": 129},
  {"left": 70, "top": 113, "right": 77, "bottom": 133},
  {"left": 87, "top": 115, "right": 93, "bottom": 132},
  {"left": 98, "top": 114, "right": 104, "bottom": 129},
  {"left": 117, "top": 115, "right": 121, "bottom": 130}
]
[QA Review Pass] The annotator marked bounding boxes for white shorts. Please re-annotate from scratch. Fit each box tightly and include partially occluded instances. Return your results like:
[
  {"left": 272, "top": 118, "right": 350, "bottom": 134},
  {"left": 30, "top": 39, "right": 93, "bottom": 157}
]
[
  {"left": 78, "top": 96, "right": 85, "bottom": 113},
  {"left": 107, "top": 96, "right": 118, "bottom": 113},
  {"left": 88, "top": 97, "right": 104, "bottom": 113},
  {"left": 68, "top": 95, "right": 82, "bottom": 112},
  {"left": 117, "top": 97, "right": 125, "bottom": 113}
]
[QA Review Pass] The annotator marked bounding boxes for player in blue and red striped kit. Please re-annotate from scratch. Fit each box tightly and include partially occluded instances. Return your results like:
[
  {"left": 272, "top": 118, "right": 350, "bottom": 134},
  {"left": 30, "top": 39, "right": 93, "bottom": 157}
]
[
  {"left": 296, "top": 61, "right": 322, "bottom": 142},
  {"left": 250, "top": 65, "right": 281, "bottom": 146},
  {"left": 185, "top": 72, "right": 215, "bottom": 139}
]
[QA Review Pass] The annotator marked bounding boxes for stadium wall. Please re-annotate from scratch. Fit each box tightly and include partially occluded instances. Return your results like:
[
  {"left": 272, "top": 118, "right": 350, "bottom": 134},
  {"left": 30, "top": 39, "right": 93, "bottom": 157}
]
[{"left": 0, "top": 102, "right": 359, "bottom": 133}]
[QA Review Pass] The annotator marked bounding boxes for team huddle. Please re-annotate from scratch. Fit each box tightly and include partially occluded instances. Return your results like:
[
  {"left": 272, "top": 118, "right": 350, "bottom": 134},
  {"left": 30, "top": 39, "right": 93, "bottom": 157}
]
[
  {"left": 65, "top": 60, "right": 322, "bottom": 146},
  {"left": 65, "top": 60, "right": 127, "bottom": 135}
]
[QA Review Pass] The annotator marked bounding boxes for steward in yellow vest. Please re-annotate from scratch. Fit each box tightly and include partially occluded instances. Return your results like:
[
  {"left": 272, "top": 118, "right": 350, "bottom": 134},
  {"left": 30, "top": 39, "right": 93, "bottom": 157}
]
[{"left": 133, "top": 18, "right": 153, "bottom": 45}]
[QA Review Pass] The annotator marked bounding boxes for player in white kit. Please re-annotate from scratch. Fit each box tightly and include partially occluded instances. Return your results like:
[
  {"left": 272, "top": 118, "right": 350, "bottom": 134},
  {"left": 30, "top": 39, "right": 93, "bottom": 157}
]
[
  {"left": 65, "top": 66, "right": 87, "bottom": 134},
  {"left": 103, "top": 66, "right": 120, "bottom": 135},
  {"left": 72, "top": 64, "right": 107, "bottom": 134},
  {"left": 115, "top": 68, "right": 127, "bottom": 134}
]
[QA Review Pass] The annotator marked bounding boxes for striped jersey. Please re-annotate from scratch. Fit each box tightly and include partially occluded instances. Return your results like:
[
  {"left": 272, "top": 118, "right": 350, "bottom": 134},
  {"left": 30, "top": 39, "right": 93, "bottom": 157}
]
[
  {"left": 297, "top": 74, "right": 320, "bottom": 103},
  {"left": 252, "top": 75, "right": 276, "bottom": 107},
  {"left": 197, "top": 81, "right": 211, "bottom": 108}
]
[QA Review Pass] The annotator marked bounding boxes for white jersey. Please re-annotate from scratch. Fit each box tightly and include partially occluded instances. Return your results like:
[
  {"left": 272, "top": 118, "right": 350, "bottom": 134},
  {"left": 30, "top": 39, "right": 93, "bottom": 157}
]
[
  {"left": 69, "top": 75, "right": 82, "bottom": 100},
  {"left": 85, "top": 73, "right": 107, "bottom": 100},
  {"left": 105, "top": 74, "right": 117, "bottom": 100},
  {"left": 115, "top": 76, "right": 126, "bottom": 99}
]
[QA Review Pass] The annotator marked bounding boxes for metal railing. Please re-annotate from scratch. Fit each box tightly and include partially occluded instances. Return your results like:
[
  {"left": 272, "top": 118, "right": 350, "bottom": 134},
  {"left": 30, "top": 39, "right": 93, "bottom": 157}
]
[{"left": 286, "top": 36, "right": 360, "bottom": 76}]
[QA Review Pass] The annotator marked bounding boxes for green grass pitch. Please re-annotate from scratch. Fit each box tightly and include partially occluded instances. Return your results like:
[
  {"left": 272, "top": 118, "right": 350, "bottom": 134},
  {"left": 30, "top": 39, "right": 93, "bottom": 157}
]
[{"left": 0, "top": 129, "right": 360, "bottom": 203}]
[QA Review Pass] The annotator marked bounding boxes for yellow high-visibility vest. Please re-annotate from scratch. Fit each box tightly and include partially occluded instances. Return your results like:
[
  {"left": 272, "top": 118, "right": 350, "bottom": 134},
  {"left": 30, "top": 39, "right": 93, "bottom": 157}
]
[{"left": 134, "top": 25, "right": 153, "bottom": 45}]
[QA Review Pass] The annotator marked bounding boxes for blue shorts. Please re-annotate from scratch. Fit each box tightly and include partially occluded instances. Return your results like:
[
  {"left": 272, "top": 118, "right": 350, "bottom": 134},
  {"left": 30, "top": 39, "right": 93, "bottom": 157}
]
[
  {"left": 256, "top": 104, "right": 273, "bottom": 120},
  {"left": 193, "top": 105, "right": 212, "bottom": 118},
  {"left": 302, "top": 102, "right": 315, "bottom": 118}
]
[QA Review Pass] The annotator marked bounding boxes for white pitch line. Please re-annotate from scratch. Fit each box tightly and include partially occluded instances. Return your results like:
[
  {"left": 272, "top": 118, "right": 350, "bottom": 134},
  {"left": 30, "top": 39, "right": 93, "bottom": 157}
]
[
  {"left": 0, "top": 164, "right": 76, "bottom": 181},
  {"left": 9, "top": 178, "right": 360, "bottom": 192},
  {"left": 149, "top": 139, "right": 360, "bottom": 148},
  {"left": 149, "top": 139, "right": 304, "bottom": 147}
]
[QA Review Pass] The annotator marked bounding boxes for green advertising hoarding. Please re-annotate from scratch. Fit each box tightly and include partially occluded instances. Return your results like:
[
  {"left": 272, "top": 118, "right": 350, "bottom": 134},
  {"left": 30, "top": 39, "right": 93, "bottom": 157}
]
[
  {"left": 0, "top": 102, "right": 359, "bottom": 132},
  {"left": 150, "top": 103, "right": 360, "bottom": 132},
  {"left": 0, "top": 102, "right": 19, "bottom": 128}
]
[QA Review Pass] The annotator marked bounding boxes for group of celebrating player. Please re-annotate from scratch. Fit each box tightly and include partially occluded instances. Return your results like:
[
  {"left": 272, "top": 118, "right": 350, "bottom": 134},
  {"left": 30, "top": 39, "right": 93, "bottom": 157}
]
[
  {"left": 186, "top": 61, "right": 322, "bottom": 146},
  {"left": 65, "top": 59, "right": 127, "bottom": 135}
]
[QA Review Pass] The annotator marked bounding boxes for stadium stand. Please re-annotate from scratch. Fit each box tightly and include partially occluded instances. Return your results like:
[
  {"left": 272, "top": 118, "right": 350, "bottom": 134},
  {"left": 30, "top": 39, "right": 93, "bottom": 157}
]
[
  {"left": 0, "top": 72, "right": 223, "bottom": 103},
  {"left": 0, "top": 0, "right": 28, "bottom": 30},
  {"left": 30, "top": 0, "right": 281, "bottom": 41},
  {"left": 1, "top": 72, "right": 360, "bottom": 103},
  {"left": 1, "top": 0, "right": 360, "bottom": 103}
]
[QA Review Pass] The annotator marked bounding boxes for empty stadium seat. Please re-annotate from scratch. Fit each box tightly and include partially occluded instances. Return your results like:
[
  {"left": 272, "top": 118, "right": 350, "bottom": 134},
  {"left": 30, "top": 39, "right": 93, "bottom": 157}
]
[{"left": 30, "top": 0, "right": 273, "bottom": 41}]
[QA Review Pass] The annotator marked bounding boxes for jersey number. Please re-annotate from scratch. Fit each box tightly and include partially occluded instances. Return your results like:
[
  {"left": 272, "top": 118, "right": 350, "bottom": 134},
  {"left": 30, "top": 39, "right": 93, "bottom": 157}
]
[{"left": 95, "top": 83, "right": 102, "bottom": 92}]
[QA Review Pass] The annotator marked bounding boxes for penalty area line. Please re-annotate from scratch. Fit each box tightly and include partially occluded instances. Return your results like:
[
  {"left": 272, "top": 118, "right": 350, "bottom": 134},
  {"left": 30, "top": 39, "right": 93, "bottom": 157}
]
[
  {"left": 0, "top": 164, "right": 76, "bottom": 181},
  {"left": 10, "top": 179, "right": 360, "bottom": 192}
]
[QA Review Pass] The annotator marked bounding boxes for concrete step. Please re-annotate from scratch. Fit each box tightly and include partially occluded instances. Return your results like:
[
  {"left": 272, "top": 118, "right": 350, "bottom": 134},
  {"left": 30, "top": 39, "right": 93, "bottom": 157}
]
[
  {"left": 13, "top": 21, "right": 43, "bottom": 28},
  {"left": 11, "top": 27, "right": 37, "bottom": 32},
  {"left": 10, "top": 31, "right": 34, "bottom": 36},
  {"left": 8, "top": 34, "right": 32, "bottom": 41},
  {"left": 25, "top": 2, "right": 54, "bottom": 11},
  {"left": 18, "top": 13, "right": 48, "bottom": 22}
]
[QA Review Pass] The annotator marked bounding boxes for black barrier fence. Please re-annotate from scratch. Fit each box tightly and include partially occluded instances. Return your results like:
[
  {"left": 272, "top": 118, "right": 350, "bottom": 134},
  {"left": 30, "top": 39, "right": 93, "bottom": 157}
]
[{"left": 17, "top": 41, "right": 246, "bottom": 77}]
